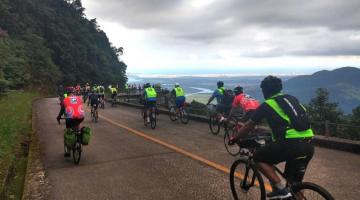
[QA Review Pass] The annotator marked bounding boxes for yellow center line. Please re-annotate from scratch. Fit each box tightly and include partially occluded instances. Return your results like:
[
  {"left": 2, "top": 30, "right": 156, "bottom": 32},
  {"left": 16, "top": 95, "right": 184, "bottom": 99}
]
[{"left": 97, "top": 111, "right": 272, "bottom": 192}]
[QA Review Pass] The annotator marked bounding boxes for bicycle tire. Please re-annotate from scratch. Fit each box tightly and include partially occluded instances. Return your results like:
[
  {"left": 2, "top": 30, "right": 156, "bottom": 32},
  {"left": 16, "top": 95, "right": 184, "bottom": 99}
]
[
  {"left": 95, "top": 110, "right": 98, "bottom": 122},
  {"left": 142, "top": 110, "right": 147, "bottom": 127},
  {"left": 169, "top": 106, "right": 177, "bottom": 121},
  {"left": 151, "top": 112, "right": 156, "bottom": 129},
  {"left": 224, "top": 129, "right": 240, "bottom": 156},
  {"left": 230, "top": 159, "right": 266, "bottom": 200},
  {"left": 209, "top": 115, "right": 220, "bottom": 135},
  {"left": 180, "top": 109, "right": 189, "bottom": 124},
  {"left": 291, "top": 182, "right": 335, "bottom": 200},
  {"left": 73, "top": 141, "right": 82, "bottom": 165}
]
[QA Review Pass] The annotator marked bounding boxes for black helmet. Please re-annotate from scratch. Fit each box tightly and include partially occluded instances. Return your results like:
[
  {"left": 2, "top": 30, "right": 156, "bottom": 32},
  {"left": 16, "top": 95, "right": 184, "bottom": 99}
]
[
  {"left": 145, "top": 83, "right": 151, "bottom": 88},
  {"left": 260, "top": 76, "right": 282, "bottom": 98},
  {"left": 217, "top": 81, "right": 224, "bottom": 88},
  {"left": 233, "top": 86, "right": 243, "bottom": 95}
]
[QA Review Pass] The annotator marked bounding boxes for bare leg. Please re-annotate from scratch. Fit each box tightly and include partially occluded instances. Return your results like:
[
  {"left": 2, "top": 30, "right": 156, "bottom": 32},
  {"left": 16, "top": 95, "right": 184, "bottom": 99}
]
[{"left": 257, "top": 162, "right": 281, "bottom": 184}]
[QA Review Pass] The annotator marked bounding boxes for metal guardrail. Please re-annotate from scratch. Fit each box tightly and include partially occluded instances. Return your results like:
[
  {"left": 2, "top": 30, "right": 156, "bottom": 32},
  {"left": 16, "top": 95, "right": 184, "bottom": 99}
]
[{"left": 113, "top": 92, "right": 360, "bottom": 141}]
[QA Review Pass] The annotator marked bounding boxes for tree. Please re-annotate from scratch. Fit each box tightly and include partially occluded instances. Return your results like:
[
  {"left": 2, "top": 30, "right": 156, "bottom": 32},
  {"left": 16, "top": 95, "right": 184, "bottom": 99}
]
[{"left": 307, "top": 88, "right": 343, "bottom": 123}]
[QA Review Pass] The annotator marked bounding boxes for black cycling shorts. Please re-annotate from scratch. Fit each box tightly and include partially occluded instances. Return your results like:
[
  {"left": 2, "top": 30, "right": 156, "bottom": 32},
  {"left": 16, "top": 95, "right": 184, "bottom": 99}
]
[
  {"left": 65, "top": 118, "right": 84, "bottom": 129},
  {"left": 253, "top": 139, "right": 314, "bottom": 182}
]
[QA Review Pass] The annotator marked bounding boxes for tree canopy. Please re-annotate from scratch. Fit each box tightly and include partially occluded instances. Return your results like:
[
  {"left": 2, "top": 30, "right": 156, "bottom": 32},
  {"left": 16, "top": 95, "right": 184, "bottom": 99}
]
[{"left": 0, "top": 0, "right": 127, "bottom": 92}]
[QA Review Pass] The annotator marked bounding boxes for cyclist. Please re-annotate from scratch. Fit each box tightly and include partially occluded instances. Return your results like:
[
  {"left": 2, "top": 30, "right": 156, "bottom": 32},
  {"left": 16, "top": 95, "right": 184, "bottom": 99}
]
[
  {"left": 229, "top": 76, "right": 314, "bottom": 199},
  {"left": 171, "top": 83, "right": 186, "bottom": 119},
  {"left": 227, "top": 85, "right": 260, "bottom": 122},
  {"left": 88, "top": 88, "right": 100, "bottom": 117},
  {"left": 143, "top": 83, "right": 157, "bottom": 123},
  {"left": 206, "top": 81, "right": 231, "bottom": 122},
  {"left": 109, "top": 85, "right": 118, "bottom": 101},
  {"left": 75, "top": 83, "right": 81, "bottom": 96},
  {"left": 56, "top": 87, "right": 85, "bottom": 157},
  {"left": 98, "top": 84, "right": 105, "bottom": 103},
  {"left": 83, "top": 83, "right": 91, "bottom": 103}
]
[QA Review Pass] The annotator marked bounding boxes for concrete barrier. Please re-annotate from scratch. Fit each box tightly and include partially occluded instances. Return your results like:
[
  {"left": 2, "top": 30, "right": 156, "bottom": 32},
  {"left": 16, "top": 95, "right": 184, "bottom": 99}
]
[{"left": 111, "top": 100, "right": 360, "bottom": 154}]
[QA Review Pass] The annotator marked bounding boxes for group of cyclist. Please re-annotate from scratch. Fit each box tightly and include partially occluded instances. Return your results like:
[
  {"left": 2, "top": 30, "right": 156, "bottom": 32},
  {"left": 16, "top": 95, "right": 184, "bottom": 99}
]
[
  {"left": 56, "top": 83, "right": 118, "bottom": 155},
  {"left": 57, "top": 76, "right": 315, "bottom": 199}
]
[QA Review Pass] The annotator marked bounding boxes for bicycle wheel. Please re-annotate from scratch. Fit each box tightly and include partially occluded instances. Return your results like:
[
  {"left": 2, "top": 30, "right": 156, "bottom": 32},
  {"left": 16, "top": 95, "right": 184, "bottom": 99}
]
[
  {"left": 140, "top": 109, "right": 147, "bottom": 127},
  {"left": 291, "top": 182, "right": 335, "bottom": 200},
  {"left": 150, "top": 112, "right": 156, "bottom": 129},
  {"left": 224, "top": 128, "right": 240, "bottom": 156},
  {"left": 180, "top": 109, "right": 189, "bottom": 124},
  {"left": 169, "top": 106, "right": 177, "bottom": 121},
  {"left": 95, "top": 110, "right": 98, "bottom": 122},
  {"left": 72, "top": 140, "right": 82, "bottom": 165},
  {"left": 230, "top": 159, "right": 266, "bottom": 200},
  {"left": 101, "top": 101, "right": 105, "bottom": 109},
  {"left": 209, "top": 115, "right": 220, "bottom": 135}
]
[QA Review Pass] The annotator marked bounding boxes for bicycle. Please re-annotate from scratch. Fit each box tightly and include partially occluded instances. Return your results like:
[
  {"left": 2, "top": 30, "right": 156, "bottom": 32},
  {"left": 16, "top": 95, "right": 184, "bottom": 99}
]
[
  {"left": 141, "top": 106, "right": 157, "bottom": 129},
  {"left": 90, "top": 104, "right": 98, "bottom": 123},
  {"left": 223, "top": 115, "right": 245, "bottom": 156},
  {"left": 229, "top": 134, "right": 335, "bottom": 200},
  {"left": 169, "top": 103, "right": 189, "bottom": 124},
  {"left": 58, "top": 119, "right": 83, "bottom": 165},
  {"left": 111, "top": 96, "right": 116, "bottom": 107}
]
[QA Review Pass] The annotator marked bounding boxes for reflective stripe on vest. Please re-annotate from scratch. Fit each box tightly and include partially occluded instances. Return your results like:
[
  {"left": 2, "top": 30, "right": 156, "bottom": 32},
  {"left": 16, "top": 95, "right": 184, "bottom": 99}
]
[
  {"left": 217, "top": 87, "right": 225, "bottom": 95},
  {"left": 145, "top": 88, "right": 157, "bottom": 99},
  {"left": 265, "top": 93, "right": 314, "bottom": 140},
  {"left": 175, "top": 87, "right": 185, "bottom": 97}
]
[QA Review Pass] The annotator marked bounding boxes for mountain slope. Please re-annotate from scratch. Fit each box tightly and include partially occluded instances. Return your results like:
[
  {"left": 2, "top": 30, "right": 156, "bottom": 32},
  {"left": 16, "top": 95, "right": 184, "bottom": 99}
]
[
  {"left": 0, "top": 0, "right": 127, "bottom": 91},
  {"left": 283, "top": 67, "right": 360, "bottom": 113}
]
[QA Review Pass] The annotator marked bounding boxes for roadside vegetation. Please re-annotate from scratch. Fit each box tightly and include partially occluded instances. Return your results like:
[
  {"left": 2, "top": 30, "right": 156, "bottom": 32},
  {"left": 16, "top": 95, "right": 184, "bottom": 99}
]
[{"left": 0, "top": 91, "right": 39, "bottom": 199}]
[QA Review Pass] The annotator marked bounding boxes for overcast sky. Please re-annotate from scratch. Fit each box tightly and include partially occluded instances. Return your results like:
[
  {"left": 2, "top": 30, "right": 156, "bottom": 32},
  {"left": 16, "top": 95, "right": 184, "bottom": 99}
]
[{"left": 81, "top": 0, "right": 360, "bottom": 75}]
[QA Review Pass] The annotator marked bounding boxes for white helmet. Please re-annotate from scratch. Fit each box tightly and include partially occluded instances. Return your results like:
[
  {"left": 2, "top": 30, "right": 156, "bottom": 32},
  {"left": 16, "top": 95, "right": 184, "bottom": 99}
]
[{"left": 175, "top": 83, "right": 180, "bottom": 87}]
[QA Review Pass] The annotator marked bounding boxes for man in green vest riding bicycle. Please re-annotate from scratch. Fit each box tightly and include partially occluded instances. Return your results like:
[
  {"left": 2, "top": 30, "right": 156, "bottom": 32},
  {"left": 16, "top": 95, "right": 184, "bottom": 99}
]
[
  {"left": 206, "top": 81, "right": 231, "bottom": 122},
  {"left": 143, "top": 83, "right": 157, "bottom": 123},
  {"left": 171, "top": 83, "right": 186, "bottom": 119},
  {"left": 229, "top": 76, "right": 314, "bottom": 199}
]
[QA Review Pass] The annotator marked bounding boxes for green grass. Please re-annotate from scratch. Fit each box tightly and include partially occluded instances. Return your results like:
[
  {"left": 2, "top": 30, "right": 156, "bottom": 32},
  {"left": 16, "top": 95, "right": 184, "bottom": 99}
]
[{"left": 0, "top": 91, "right": 39, "bottom": 198}]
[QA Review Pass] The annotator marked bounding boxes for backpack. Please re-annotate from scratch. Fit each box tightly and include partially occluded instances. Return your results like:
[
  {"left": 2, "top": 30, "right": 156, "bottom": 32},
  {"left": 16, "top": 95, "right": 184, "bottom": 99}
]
[
  {"left": 221, "top": 89, "right": 235, "bottom": 106},
  {"left": 274, "top": 94, "right": 310, "bottom": 131}
]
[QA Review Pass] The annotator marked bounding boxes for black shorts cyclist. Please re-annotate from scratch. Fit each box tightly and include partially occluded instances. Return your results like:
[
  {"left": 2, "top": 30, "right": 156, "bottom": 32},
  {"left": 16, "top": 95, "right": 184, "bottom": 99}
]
[{"left": 230, "top": 76, "right": 314, "bottom": 199}]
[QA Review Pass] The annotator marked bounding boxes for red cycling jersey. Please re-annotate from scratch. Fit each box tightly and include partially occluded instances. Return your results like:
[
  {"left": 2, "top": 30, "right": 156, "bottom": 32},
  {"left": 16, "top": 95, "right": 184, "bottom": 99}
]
[
  {"left": 232, "top": 93, "right": 260, "bottom": 112},
  {"left": 63, "top": 95, "right": 85, "bottom": 119}
]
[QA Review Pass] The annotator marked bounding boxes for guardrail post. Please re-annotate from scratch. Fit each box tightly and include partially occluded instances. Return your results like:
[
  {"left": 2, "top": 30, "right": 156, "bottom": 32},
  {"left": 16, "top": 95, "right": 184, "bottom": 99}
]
[{"left": 325, "top": 120, "right": 330, "bottom": 137}]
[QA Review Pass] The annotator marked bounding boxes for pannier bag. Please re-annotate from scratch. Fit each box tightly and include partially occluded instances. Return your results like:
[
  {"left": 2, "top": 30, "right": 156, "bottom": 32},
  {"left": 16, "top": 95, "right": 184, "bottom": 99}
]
[
  {"left": 81, "top": 127, "right": 92, "bottom": 145},
  {"left": 64, "top": 129, "right": 76, "bottom": 147}
]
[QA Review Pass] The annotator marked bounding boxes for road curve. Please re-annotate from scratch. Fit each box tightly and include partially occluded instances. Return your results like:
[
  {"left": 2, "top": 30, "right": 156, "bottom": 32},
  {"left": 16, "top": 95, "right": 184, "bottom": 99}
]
[{"left": 33, "top": 98, "right": 360, "bottom": 200}]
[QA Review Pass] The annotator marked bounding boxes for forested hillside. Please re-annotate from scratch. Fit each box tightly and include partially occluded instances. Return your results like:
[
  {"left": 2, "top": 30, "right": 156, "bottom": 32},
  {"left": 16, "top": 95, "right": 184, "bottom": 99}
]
[
  {"left": 283, "top": 67, "right": 360, "bottom": 113},
  {"left": 0, "top": 0, "right": 127, "bottom": 92}
]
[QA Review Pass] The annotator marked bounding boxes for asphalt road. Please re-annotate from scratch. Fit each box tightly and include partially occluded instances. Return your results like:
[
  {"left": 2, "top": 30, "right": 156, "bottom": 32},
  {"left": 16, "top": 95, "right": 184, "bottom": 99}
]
[{"left": 34, "top": 98, "right": 360, "bottom": 200}]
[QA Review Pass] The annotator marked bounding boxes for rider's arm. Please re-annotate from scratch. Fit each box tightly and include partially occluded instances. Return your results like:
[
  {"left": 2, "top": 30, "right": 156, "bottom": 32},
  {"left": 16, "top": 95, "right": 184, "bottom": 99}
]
[
  {"left": 235, "top": 120, "right": 256, "bottom": 139},
  {"left": 57, "top": 100, "right": 65, "bottom": 119},
  {"left": 234, "top": 103, "right": 267, "bottom": 140},
  {"left": 207, "top": 96, "right": 215, "bottom": 105}
]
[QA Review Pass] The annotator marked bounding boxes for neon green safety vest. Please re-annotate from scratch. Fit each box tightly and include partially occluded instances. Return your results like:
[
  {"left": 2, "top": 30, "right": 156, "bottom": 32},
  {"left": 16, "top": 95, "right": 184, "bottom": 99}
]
[
  {"left": 110, "top": 87, "right": 117, "bottom": 94},
  {"left": 265, "top": 93, "right": 314, "bottom": 141},
  {"left": 217, "top": 87, "right": 225, "bottom": 95},
  {"left": 145, "top": 87, "right": 157, "bottom": 99},
  {"left": 175, "top": 87, "right": 185, "bottom": 97}
]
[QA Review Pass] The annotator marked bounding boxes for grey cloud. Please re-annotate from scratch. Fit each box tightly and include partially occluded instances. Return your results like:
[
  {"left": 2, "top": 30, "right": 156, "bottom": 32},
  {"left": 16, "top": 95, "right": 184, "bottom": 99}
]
[{"left": 83, "top": 0, "right": 360, "bottom": 56}]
